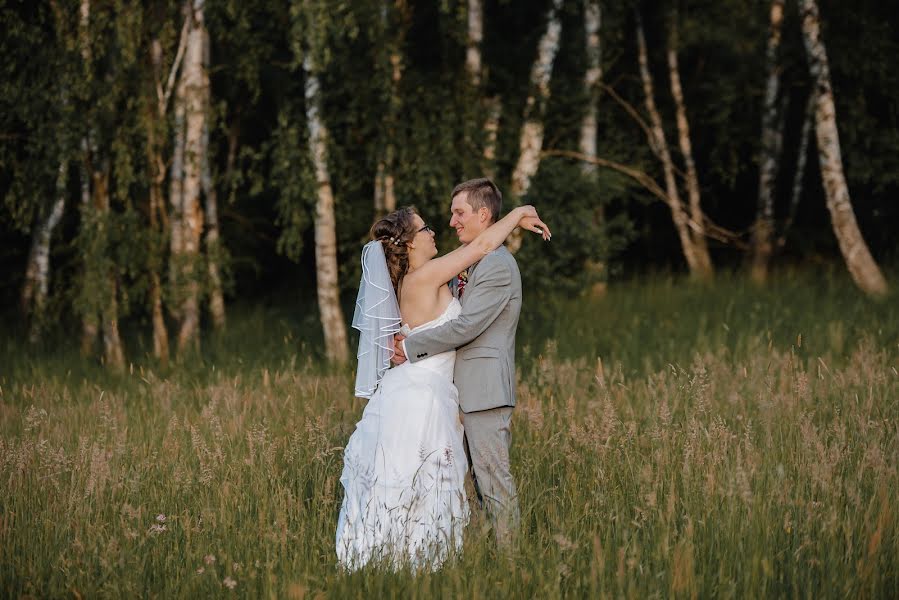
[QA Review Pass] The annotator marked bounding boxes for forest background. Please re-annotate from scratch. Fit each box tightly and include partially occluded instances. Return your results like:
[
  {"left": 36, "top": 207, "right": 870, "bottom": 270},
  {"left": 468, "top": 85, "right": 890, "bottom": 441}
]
[
  {"left": 2, "top": 2, "right": 898, "bottom": 597},
  {"left": 1, "top": 0, "right": 897, "bottom": 367}
]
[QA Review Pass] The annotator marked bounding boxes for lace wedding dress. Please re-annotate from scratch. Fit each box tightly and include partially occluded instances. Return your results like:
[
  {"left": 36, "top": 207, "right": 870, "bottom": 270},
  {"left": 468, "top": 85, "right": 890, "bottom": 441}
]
[{"left": 336, "top": 298, "right": 469, "bottom": 570}]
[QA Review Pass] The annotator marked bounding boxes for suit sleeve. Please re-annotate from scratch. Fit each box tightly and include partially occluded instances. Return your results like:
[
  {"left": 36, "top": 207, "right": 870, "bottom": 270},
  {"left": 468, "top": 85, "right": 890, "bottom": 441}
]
[{"left": 405, "top": 256, "right": 512, "bottom": 362}]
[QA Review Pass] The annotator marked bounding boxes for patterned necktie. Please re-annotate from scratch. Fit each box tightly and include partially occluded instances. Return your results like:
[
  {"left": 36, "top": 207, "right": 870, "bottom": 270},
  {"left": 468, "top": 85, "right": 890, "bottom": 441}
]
[{"left": 457, "top": 269, "right": 469, "bottom": 300}]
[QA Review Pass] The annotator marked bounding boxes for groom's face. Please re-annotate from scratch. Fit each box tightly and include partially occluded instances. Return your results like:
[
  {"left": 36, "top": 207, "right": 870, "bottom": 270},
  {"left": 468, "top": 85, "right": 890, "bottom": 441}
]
[{"left": 450, "top": 192, "right": 489, "bottom": 245}]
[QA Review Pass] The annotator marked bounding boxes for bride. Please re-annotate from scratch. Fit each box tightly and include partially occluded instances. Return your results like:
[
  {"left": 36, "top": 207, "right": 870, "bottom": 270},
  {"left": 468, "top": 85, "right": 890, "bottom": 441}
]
[{"left": 335, "top": 204, "right": 550, "bottom": 570}]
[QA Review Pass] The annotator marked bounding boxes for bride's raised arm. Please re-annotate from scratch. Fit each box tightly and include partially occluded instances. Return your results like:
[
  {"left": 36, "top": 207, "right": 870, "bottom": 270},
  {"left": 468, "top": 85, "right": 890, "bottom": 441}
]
[{"left": 408, "top": 205, "right": 551, "bottom": 289}]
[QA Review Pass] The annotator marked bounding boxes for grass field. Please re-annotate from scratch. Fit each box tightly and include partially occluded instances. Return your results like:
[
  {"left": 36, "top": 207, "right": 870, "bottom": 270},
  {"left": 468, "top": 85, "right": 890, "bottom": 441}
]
[{"left": 1, "top": 270, "right": 897, "bottom": 598}]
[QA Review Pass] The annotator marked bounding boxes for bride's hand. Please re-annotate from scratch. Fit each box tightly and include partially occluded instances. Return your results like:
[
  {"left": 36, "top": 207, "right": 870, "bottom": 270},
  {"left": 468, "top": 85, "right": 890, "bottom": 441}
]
[{"left": 515, "top": 206, "right": 552, "bottom": 241}]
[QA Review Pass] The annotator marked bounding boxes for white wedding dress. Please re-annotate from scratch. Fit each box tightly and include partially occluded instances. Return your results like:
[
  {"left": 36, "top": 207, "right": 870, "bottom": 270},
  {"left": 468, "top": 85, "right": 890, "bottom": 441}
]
[{"left": 336, "top": 298, "right": 469, "bottom": 570}]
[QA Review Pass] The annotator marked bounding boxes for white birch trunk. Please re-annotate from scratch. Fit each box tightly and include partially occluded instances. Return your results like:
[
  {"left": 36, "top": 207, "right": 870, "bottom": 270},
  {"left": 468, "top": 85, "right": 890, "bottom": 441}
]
[
  {"left": 579, "top": 0, "right": 601, "bottom": 171},
  {"left": 635, "top": 11, "right": 700, "bottom": 276},
  {"left": 304, "top": 52, "right": 349, "bottom": 364},
  {"left": 375, "top": 45, "right": 402, "bottom": 217},
  {"left": 751, "top": 0, "right": 785, "bottom": 283},
  {"left": 800, "top": 0, "right": 888, "bottom": 296},
  {"left": 779, "top": 89, "right": 816, "bottom": 248},
  {"left": 580, "top": 0, "right": 607, "bottom": 295},
  {"left": 22, "top": 161, "right": 67, "bottom": 330},
  {"left": 667, "top": 14, "right": 713, "bottom": 279},
  {"left": 200, "top": 25, "right": 225, "bottom": 330},
  {"left": 466, "top": 0, "right": 484, "bottom": 86},
  {"left": 170, "top": 0, "right": 207, "bottom": 353},
  {"left": 482, "top": 95, "right": 501, "bottom": 179},
  {"left": 508, "top": 0, "right": 563, "bottom": 253}
]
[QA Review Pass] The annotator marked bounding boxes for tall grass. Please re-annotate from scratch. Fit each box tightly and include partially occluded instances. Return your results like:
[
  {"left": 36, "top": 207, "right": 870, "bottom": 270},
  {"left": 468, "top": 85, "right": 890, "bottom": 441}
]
[{"left": 1, "top": 271, "right": 897, "bottom": 597}]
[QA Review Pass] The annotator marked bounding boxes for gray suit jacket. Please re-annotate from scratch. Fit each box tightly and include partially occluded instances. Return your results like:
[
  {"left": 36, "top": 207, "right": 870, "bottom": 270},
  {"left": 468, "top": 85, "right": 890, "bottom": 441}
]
[{"left": 404, "top": 246, "right": 522, "bottom": 413}]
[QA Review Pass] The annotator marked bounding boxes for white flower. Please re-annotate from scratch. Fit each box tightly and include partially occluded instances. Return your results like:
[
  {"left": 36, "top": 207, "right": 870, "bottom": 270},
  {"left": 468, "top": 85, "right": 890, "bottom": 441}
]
[
  {"left": 204, "top": 554, "right": 216, "bottom": 565},
  {"left": 196, "top": 567, "right": 205, "bottom": 575},
  {"left": 223, "top": 577, "right": 237, "bottom": 590},
  {"left": 156, "top": 514, "right": 167, "bottom": 523},
  {"left": 148, "top": 524, "right": 167, "bottom": 535}
]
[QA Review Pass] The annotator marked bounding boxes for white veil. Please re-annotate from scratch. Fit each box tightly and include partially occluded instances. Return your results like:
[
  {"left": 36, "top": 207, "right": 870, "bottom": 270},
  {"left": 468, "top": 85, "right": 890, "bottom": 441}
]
[{"left": 352, "top": 240, "right": 402, "bottom": 398}]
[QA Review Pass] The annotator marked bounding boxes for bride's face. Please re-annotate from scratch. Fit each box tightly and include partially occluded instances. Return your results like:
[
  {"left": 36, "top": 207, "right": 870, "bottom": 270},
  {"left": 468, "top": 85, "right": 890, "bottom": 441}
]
[{"left": 408, "top": 213, "right": 437, "bottom": 261}]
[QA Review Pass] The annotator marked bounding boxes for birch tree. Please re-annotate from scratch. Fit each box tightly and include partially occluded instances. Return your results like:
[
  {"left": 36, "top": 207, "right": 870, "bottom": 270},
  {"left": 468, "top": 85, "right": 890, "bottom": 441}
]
[
  {"left": 778, "top": 89, "right": 816, "bottom": 248},
  {"left": 465, "top": 0, "right": 501, "bottom": 176},
  {"left": 374, "top": 2, "right": 409, "bottom": 218},
  {"left": 21, "top": 161, "right": 67, "bottom": 342},
  {"left": 750, "top": 0, "right": 785, "bottom": 283},
  {"left": 77, "top": 0, "right": 125, "bottom": 370},
  {"left": 301, "top": 0, "right": 349, "bottom": 364},
  {"left": 667, "top": 9, "right": 713, "bottom": 278},
  {"left": 579, "top": 0, "right": 607, "bottom": 295},
  {"left": 579, "top": 0, "right": 601, "bottom": 175},
  {"left": 800, "top": 0, "right": 888, "bottom": 296},
  {"left": 145, "top": 17, "right": 191, "bottom": 366},
  {"left": 169, "top": 0, "right": 208, "bottom": 354},
  {"left": 508, "top": 0, "right": 563, "bottom": 253},
  {"left": 634, "top": 9, "right": 703, "bottom": 278}
]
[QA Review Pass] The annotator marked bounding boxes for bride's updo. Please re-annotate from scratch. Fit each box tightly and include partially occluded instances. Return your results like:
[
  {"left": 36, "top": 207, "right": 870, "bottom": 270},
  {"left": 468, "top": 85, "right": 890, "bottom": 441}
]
[{"left": 369, "top": 206, "right": 419, "bottom": 293}]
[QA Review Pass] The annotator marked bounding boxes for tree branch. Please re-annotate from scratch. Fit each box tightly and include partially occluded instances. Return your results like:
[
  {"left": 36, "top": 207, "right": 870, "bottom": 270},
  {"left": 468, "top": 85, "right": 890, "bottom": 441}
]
[{"left": 541, "top": 149, "right": 748, "bottom": 249}]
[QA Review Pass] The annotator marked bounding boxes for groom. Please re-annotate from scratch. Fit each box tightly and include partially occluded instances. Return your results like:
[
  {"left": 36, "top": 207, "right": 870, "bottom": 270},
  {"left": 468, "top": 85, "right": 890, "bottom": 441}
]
[{"left": 394, "top": 177, "right": 521, "bottom": 548}]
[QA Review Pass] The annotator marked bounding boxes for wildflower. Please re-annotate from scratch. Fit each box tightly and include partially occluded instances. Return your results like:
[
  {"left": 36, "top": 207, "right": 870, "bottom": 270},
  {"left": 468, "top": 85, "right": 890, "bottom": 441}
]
[
  {"left": 148, "top": 524, "right": 167, "bottom": 535},
  {"left": 156, "top": 514, "right": 167, "bottom": 523},
  {"left": 223, "top": 577, "right": 237, "bottom": 590},
  {"left": 204, "top": 554, "right": 216, "bottom": 565},
  {"left": 196, "top": 567, "right": 205, "bottom": 575}
]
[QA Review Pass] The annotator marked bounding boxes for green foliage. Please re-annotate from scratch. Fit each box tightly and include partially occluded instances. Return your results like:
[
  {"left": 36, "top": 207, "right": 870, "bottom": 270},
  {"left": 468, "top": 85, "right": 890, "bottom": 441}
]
[
  {"left": 1, "top": 0, "right": 898, "bottom": 346},
  {"left": 516, "top": 158, "right": 634, "bottom": 299},
  {"left": 271, "top": 109, "right": 315, "bottom": 263}
]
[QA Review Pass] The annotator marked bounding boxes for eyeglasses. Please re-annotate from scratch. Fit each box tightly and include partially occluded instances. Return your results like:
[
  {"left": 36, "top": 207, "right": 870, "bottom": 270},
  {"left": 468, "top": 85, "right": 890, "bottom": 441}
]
[{"left": 418, "top": 224, "right": 433, "bottom": 234}]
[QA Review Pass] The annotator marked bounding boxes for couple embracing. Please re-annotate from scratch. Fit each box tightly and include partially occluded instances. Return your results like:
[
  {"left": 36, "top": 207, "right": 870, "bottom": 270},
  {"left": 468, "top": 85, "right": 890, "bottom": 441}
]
[{"left": 335, "top": 178, "right": 551, "bottom": 570}]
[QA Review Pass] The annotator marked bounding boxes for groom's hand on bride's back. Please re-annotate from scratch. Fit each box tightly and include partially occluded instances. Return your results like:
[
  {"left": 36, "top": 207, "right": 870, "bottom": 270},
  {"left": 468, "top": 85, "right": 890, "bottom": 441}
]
[{"left": 392, "top": 333, "right": 407, "bottom": 365}]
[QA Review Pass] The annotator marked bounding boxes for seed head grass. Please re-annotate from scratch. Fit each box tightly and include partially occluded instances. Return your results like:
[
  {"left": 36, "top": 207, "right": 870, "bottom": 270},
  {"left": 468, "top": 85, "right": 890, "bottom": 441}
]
[{"left": 1, "top": 270, "right": 897, "bottom": 597}]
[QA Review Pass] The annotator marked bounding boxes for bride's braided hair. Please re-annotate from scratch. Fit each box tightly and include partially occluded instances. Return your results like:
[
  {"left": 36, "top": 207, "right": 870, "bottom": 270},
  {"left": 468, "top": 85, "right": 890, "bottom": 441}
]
[{"left": 369, "top": 206, "right": 418, "bottom": 294}]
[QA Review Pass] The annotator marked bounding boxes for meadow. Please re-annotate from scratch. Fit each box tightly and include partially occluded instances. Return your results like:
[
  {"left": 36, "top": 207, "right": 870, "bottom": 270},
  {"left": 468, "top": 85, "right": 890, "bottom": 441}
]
[{"left": 1, "top": 270, "right": 897, "bottom": 598}]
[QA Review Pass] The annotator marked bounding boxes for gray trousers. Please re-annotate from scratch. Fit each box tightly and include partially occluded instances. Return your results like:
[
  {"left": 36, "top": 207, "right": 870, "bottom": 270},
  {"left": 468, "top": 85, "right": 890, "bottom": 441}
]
[{"left": 462, "top": 405, "right": 520, "bottom": 548}]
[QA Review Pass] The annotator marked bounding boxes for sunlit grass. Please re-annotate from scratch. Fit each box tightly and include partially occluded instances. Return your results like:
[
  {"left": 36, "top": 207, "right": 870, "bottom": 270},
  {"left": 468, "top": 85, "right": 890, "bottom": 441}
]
[{"left": 1, "top": 270, "right": 897, "bottom": 597}]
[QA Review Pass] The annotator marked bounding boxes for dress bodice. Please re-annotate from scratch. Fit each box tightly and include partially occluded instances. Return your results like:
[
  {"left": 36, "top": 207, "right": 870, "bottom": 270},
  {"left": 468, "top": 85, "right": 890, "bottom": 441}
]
[{"left": 402, "top": 298, "right": 460, "bottom": 380}]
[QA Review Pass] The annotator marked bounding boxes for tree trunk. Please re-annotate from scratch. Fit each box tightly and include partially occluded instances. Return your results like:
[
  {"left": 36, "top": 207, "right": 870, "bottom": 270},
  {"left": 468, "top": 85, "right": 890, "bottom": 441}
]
[
  {"left": 200, "top": 25, "right": 225, "bottom": 330},
  {"left": 148, "top": 38, "right": 171, "bottom": 367},
  {"left": 579, "top": 0, "right": 601, "bottom": 172},
  {"left": 635, "top": 10, "right": 701, "bottom": 277},
  {"left": 170, "top": 0, "right": 207, "bottom": 354},
  {"left": 667, "top": 12, "right": 713, "bottom": 279},
  {"left": 304, "top": 52, "right": 349, "bottom": 365},
  {"left": 751, "top": 0, "right": 785, "bottom": 283},
  {"left": 482, "top": 95, "right": 501, "bottom": 179},
  {"left": 466, "top": 0, "right": 483, "bottom": 86},
  {"left": 77, "top": 0, "right": 122, "bottom": 368},
  {"left": 580, "top": 0, "right": 606, "bottom": 296},
  {"left": 508, "top": 0, "right": 563, "bottom": 253},
  {"left": 374, "top": 41, "right": 402, "bottom": 217},
  {"left": 800, "top": 0, "right": 888, "bottom": 296},
  {"left": 93, "top": 167, "right": 125, "bottom": 372},
  {"left": 79, "top": 144, "right": 99, "bottom": 357},
  {"left": 778, "top": 89, "right": 816, "bottom": 248},
  {"left": 22, "top": 160, "right": 67, "bottom": 341}
]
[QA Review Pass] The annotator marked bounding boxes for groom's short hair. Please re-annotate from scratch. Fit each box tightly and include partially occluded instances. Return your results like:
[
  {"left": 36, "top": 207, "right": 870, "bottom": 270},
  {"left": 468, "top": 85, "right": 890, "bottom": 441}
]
[{"left": 452, "top": 178, "right": 502, "bottom": 223}]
